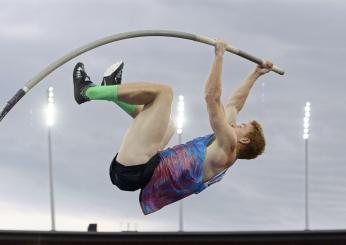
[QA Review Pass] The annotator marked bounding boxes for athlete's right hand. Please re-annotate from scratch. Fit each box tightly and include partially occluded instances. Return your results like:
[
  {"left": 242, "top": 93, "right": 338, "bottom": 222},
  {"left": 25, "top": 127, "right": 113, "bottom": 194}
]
[{"left": 215, "top": 39, "right": 228, "bottom": 56}]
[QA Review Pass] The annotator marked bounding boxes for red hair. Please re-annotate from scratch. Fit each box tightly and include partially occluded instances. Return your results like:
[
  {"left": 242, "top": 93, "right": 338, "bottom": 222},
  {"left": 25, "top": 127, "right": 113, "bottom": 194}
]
[{"left": 237, "top": 120, "right": 266, "bottom": 160}]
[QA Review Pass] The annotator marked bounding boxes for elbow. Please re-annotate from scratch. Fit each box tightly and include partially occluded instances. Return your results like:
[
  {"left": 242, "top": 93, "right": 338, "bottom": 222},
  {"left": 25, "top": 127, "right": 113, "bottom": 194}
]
[{"left": 205, "top": 92, "right": 221, "bottom": 104}]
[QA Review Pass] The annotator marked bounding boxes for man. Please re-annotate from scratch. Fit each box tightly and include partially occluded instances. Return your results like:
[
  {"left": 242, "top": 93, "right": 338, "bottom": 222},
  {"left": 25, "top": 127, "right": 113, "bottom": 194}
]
[{"left": 73, "top": 40, "right": 273, "bottom": 215}]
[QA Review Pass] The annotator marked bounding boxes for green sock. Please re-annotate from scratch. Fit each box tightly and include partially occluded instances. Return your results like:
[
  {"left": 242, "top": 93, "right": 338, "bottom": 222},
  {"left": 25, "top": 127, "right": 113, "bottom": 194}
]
[
  {"left": 85, "top": 85, "right": 136, "bottom": 115},
  {"left": 85, "top": 85, "right": 116, "bottom": 101}
]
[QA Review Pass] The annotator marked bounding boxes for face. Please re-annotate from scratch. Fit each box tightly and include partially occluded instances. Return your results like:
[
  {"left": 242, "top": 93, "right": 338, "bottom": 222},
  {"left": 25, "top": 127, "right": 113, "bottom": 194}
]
[{"left": 230, "top": 121, "right": 254, "bottom": 143}]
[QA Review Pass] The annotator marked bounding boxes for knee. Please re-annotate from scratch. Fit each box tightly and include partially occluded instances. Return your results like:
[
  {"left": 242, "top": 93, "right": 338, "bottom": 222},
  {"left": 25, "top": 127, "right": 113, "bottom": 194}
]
[
  {"left": 168, "top": 120, "right": 177, "bottom": 135},
  {"left": 157, "top": 84, "right": 173, "bottom": 100}
]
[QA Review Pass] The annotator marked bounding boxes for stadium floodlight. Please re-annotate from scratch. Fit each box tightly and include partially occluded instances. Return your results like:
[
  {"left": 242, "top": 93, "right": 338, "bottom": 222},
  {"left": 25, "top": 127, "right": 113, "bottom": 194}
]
[
  {"left": 176, "top": 95, "right": 185, "bottom": 135},
  {"left": 303, "top": 102, "right": 311, "bottom": 139},
  {"left": 303, "top": 101, "right": 311, "bottom": 231},
  {"left": 176, "top": 95, "right": 185, "bottom": 232},
  {"left": 46, "top": 87, "right": 55, "bottom": 127},
  {"left": 46, "top": 86, "right": 56, "bottom": 231}
]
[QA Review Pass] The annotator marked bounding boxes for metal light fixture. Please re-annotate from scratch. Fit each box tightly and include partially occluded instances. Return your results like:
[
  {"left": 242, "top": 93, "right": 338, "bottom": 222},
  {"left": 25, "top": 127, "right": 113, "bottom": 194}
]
[
  {"left": 46, "top": 86, "right": 56, "bottom": 231},
  {"left": 46, "top": 87, "right": 55, "bottom": 127},
  {"left": 176, "top": 95, "right": 185, "bottom": 232},
  {"left": 303, "top": 101, "right": 311, "bottom": 230}
]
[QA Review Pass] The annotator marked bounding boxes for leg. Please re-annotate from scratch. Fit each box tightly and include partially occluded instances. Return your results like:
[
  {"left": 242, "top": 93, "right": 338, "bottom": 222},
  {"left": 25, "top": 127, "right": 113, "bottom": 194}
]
[
  {"left": 73, "top": 63, "right": 174, "bottom": 165},
  {"left": 128, "top": 105, "right": 143, "bottom": 118},
  {"left": 124, "top": 105, "right": 176, "bottom": 151},
  {"left": 102, "top": 63, "right": 175, "bottom": 145},
  {"left": 116, "top": 82, "right": 174, "bottom": 166},
  {"left": 84, "top": 82, "right": 175, "bottom": 151},
  {"left": 159, "top": 119, "right": 176, "bottom": 150}
]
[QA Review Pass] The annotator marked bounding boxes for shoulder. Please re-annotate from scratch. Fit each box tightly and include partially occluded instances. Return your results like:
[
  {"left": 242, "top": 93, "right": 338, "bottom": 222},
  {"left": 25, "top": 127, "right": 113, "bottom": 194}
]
[
  {"left": 214, "top": 125, "right": 237, "bottom": 155},
  {"left": 206, "top": 140, "right": 237, "bottom": 169}
]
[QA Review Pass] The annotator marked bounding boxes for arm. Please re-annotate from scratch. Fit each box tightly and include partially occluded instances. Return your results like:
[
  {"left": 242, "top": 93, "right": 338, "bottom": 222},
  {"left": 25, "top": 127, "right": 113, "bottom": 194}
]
[
  {"left": 205, "top": 40, "right": 236, "bottom": 152},
  {"left": 225, "top": 60, "right": 273, "bottom": 124}
]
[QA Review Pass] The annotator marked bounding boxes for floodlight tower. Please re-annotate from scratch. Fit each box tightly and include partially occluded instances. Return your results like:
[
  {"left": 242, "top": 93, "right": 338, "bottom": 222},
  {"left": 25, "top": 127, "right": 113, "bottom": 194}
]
[
  {"left": 46, "top": 86, "right": 56, "bottom": 231},
  {"left": 303, "top": 101, "right": 311, "bottom": 230},
  {"left": 176, "top": 95, "right": 185, "bottom": 232}
]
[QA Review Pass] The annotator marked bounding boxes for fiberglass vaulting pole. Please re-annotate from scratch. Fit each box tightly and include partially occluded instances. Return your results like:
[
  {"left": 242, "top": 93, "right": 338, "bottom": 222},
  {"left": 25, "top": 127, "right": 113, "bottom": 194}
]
[{"left": 0, "top": 30, "right": 285, "bottom": 123}]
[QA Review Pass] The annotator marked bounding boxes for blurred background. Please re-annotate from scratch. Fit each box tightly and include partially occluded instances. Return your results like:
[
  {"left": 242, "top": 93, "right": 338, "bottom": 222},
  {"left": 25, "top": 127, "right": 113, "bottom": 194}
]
[{"left": 0, "top": 0, "right": 345, "bottom": 232}]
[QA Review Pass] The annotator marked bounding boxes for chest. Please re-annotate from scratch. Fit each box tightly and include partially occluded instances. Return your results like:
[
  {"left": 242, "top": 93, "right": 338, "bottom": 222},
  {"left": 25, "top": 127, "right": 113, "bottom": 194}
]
[{"left": 203, "top": 141, "right": 236, "bottom": 182}]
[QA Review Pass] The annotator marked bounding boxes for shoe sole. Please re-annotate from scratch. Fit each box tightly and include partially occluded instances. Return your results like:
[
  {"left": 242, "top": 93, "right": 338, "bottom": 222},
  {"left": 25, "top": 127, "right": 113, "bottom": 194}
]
[{"left": 104, "top": 61, "right": 124, "bottom": 77}]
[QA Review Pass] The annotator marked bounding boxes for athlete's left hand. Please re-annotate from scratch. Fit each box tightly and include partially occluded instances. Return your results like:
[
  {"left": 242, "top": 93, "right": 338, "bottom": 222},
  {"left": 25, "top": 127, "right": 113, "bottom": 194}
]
[{"left": 255, "top": 60, "right": 273, "bottom": 75}]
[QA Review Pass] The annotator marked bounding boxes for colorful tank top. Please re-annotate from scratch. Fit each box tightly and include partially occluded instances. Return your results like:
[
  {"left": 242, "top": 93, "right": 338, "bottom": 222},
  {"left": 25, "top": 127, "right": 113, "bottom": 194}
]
[{"left": 139, "top": 134, "right": 229, "bottom": 215}]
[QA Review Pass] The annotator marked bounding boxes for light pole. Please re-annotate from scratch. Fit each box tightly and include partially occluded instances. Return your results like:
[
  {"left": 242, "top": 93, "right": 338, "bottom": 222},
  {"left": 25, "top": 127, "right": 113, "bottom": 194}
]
[
  {"left": 46, "top": 86, "right": 56, "bottom": 231},
  {"left": 303, "top": 101, "right": 311, "bottom": 230},
  {"left": 176, "top": 95, "right": 185, "bottom": 232}
]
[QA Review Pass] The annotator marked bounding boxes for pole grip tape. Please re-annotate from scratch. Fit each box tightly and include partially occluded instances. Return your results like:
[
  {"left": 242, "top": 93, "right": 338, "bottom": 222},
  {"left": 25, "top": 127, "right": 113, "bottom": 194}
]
[{"left": 0, "top": 89, "right": 26, "bottom": 122}]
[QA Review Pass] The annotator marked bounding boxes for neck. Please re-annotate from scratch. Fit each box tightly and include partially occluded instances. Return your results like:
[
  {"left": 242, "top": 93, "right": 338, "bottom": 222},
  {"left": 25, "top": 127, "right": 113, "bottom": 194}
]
[{"left": 235, "top": 142, "right": 243, "bottom": 159}]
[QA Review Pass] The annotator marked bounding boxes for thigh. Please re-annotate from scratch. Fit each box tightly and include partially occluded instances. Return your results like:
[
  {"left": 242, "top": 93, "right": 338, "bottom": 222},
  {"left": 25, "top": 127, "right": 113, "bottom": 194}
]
[
  {"left": 117, "top": 93, "right": 173, "bottom": 165},
  {"left": 159, "top": 119, "right": 176, "bottom": 150}
]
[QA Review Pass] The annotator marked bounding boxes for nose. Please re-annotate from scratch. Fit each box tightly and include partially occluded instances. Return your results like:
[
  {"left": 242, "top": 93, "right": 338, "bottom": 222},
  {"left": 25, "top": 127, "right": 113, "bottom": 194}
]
[{"left": 230, "top": 123, "right": 236, "bottom": 128}]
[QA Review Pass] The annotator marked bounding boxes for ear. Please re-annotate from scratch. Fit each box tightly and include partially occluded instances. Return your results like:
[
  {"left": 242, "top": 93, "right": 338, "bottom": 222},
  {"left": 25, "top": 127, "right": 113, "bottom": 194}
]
[{"left": 239, "top": 137, "right": 250, "bottom": 144}]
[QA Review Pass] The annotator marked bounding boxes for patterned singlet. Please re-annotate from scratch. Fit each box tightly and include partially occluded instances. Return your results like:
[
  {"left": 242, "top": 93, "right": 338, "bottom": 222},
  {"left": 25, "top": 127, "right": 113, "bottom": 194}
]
[{"left": 139, "top": 134, "right": 230, "bottom": 215}]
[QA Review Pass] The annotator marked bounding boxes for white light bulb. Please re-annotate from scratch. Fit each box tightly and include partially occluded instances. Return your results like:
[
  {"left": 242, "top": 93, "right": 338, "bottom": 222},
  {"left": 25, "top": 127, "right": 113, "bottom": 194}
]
[
  {"left": 302, "top": 102, "right": 311, "bottom": 140},
  {"left": 176, "top": 94, "right": 185, "bottom": 134},
  {"left": 46, "top": 103, "right": 55, "bottom": 127}
]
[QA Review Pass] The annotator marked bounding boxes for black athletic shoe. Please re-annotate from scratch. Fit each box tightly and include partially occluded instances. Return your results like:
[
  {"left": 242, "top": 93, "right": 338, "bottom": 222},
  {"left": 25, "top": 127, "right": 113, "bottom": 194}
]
[
  {"left": 101, "top": 61, "right": 124, "bottom": 85},
  {"left": 73, "top": 62, "right": 95, "bottom": 105}
]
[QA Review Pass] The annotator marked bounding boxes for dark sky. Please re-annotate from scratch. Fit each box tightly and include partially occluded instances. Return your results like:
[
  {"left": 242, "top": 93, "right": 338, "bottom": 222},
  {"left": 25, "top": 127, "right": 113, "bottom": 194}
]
[{"left": 0, "top": 0, "right": 346, "bottom": 231}]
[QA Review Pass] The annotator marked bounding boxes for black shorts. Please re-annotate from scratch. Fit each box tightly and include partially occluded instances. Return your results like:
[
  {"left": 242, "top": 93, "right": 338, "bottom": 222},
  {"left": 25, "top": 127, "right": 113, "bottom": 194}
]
[{"left": 109, "top": 153, "right": 161, "bottom": 191}]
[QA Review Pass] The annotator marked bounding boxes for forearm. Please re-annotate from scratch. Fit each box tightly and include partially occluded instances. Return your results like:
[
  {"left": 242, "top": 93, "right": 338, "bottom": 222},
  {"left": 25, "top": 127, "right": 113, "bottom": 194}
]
[
  {"left": 205, "top": 54, "right": 224, "bottom": 102},
  {"left": 227, "top": 68, "right": 261, "bottom": 112}
]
